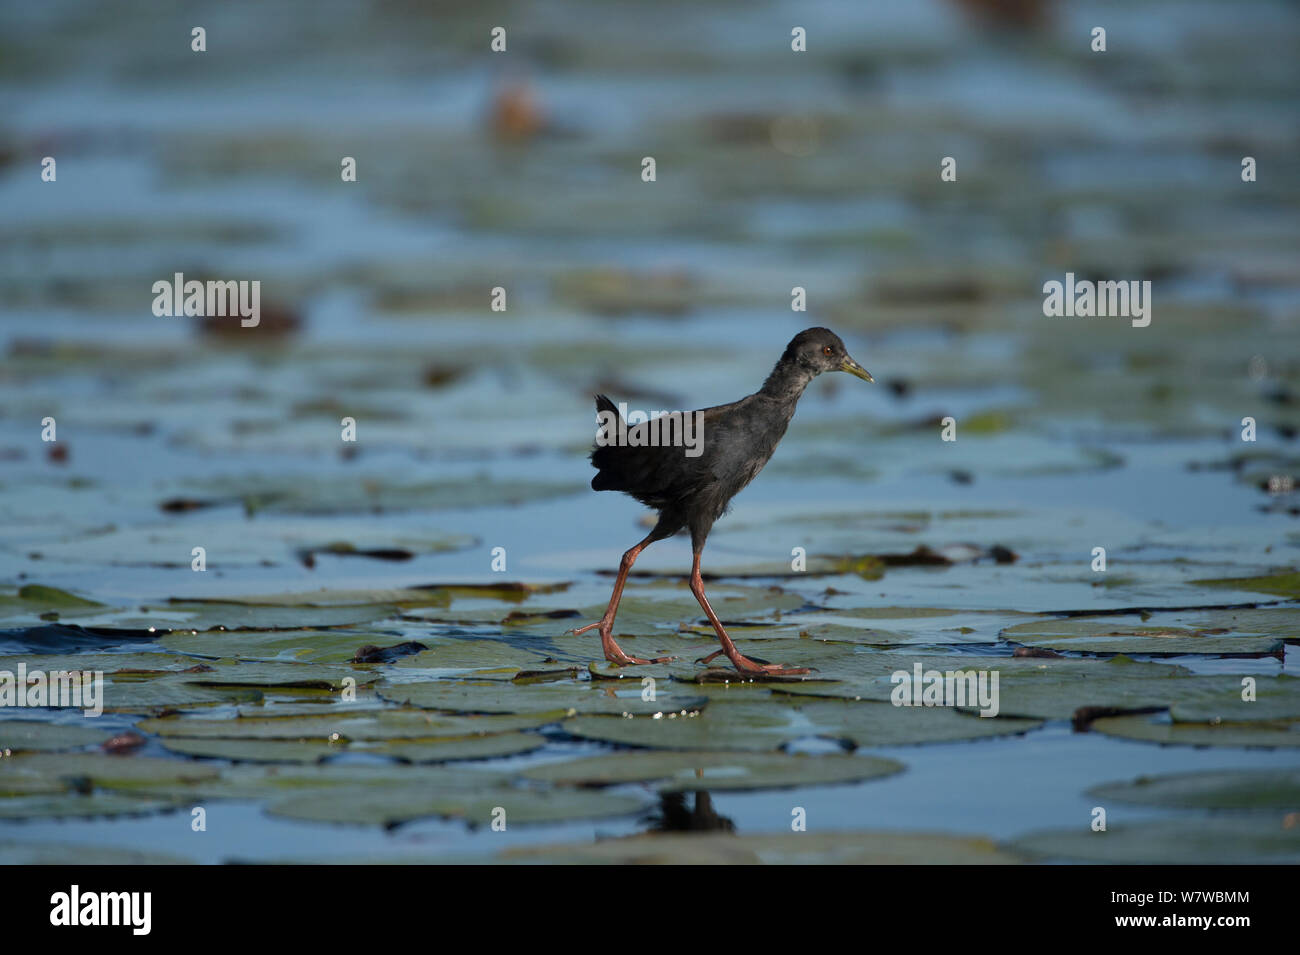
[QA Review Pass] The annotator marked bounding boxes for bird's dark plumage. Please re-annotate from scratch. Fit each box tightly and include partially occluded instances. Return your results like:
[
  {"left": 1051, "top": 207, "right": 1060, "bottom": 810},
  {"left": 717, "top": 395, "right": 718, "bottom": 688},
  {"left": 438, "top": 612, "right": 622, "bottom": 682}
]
[{"left": 574, "top": 327, "right": 873, "bottom": 673}]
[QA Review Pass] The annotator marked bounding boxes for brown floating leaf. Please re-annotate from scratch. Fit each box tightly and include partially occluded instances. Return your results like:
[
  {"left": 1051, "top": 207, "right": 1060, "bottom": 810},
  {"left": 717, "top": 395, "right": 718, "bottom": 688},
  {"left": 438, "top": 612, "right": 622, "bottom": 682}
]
[{"left": 100, "top": 732, "right": 147, "bottom": 755}]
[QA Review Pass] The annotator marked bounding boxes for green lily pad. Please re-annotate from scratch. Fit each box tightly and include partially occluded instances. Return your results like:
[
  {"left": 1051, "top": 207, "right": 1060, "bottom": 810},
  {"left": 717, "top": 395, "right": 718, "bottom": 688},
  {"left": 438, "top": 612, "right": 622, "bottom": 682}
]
[
  {"left": 377, "top": 679, "right": 707, "bottom": 717},
  {"left": 4, "top": 584, "right": 105, "bottom": 608},
  {"left": 158, "top": 737, "right": 346, "bottom": 763},
  {"left": 1001, "top": 618, "right": 1283, "bottom": 655},
  {"left": 181, "top": 661, "right": 379, "bottom": 690},
  {"left": 159, "top": 731, "right": 547, "bottom": 764},
  {"left": 0, "top": 793, "right": 181, "bottom": 820},
  {"left": 769, "top": 653, "right": 1190, "bottom": 715},
  {"left": 1091, "top": 713, "right": 1300, "bottom": 748},
  {"left": 0, "top": 841, "right": 195, "bottom": 864},
  {"left": 101, "top": 676, "right": 263, "bottom": 712},
  {"left": 1169, "top": 675, "right": 1300, "bottom": 722},
  {"left": 522, "top": 750, "right": 903, "bottom": 791},
  {"left": 502, "top": 830, "right": 1023, "bottom": 864},
  {"left": 363, "top": 732, "right": 546, "bottom": 763},
  {"left": 145, "top": 601, "right": 405, "bottom": 632},
  {"left": 1009, "top": 816, "right": 1300, "bottom": 863},
  {"left": 561, "top": 702, "right": 800, "bottom": 751},
  {"left": 795, "top": 699, "right": 1043, "bottom": 747},
  {"left": 169, "top": 588, "right": 451, "bottom": 608},
  {"left": 112, "top": 762, "right": 504, "bottom": 802},
  {"left": 137, "top": 709, "right": 554, "bottom": 740},
  {"left": 0, "top": 652, "right": 211, "bottom": 674},
  {"left": 0, "top": 655, "right": 261, "bottom": 712},
  {"left": 159, "top": 628, "right": 396, "bottom": 663},
  {"left": 266, "top": 783, "right": 650, "bottom": 827},
  {"left": 394, "top": 639, "right": 553, "bottom": 673},
  {"left": 1192, "top": 571, "right": 1300, "bottom": 598},
  {"left": 0, "top": 720, "right": 111, "bottom": 752},
  {"left": 0, "top": 585, "right": 106, "bottom": 625},
  {"left": 1089, "top": 769, "right": 1300, "bottom": 810},
  {"left": 0, "top": 752, "right": 220, "bottom": 794},
  {"left": 564, "top": 697, "right": 1041, "bottom": 751}
]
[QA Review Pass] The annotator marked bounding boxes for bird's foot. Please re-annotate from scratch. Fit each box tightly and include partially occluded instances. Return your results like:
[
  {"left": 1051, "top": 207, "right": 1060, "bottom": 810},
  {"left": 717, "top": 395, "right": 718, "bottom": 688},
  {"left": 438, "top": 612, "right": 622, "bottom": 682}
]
[
  {"left": 567, "top": 618, "right": 608, "bottom": 637},
  {"left": 695, "top": 646, "right": 809, "bottom": 675},
  {"left": 727, "top": 653, "right": 811, "bottom": 677},
  {"left": 600, "top": 632, "right": 675, "bottom": 666}
]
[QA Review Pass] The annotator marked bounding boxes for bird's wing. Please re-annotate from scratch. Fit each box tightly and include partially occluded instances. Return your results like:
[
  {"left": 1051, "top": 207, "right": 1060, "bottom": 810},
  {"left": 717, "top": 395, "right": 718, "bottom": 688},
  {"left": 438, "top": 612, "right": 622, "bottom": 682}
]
[{"left": 589, "top": 395, "right": 719, "bottom": 507}]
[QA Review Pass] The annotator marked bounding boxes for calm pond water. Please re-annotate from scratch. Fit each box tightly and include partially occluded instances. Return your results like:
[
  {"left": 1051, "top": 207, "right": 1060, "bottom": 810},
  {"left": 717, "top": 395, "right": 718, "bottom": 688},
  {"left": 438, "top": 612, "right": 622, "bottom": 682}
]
[{"left": 0, "top": 0, "right": 1298, "bottom": 863}]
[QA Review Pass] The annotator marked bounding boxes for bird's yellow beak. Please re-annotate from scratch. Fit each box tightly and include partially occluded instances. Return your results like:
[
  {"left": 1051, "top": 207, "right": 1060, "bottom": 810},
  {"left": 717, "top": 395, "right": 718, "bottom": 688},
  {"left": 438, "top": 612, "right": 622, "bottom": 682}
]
[{"left": 840, "top": 355, "right": 874, "bottom": 383}]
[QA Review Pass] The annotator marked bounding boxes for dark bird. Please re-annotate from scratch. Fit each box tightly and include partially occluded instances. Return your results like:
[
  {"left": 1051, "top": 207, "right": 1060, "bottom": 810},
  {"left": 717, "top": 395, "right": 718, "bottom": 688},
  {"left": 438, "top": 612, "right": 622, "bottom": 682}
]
[{"left": 571, "top": 327, "right": 874, "bottom": 674}]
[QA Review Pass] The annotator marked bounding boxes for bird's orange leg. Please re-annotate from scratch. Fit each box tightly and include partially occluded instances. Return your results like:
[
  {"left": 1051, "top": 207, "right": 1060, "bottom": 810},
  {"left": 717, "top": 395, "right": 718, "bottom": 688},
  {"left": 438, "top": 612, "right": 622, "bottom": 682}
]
[
  {"left": 689, "top": 551, "right": 809, "bottom": 675},
  {"left": 568, "top": 533, "right": 675, "bottom": 666}
]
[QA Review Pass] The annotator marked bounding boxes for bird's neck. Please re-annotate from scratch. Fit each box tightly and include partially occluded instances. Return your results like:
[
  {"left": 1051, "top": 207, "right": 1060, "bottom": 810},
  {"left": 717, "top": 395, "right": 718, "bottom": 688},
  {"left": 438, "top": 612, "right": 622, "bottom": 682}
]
[{"left": 758, "top": 356, "right": 817, "bottom": 404}]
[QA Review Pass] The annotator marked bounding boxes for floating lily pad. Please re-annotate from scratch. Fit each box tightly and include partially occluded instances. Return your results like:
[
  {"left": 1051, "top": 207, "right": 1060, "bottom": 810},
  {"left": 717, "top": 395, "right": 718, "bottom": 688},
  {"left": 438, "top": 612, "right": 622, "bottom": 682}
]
[
  {"left": 377, "top": 679, "right": 706, "bottom": 717},
  {"left": 564, "top": 697, "right": 1041, "bottom": 751},
  {"left": 1089, "top": 769, "right": 1300, "bottom": 810},
  {"left": 158, "top": 737, "right": 346, "bottom": 763},
  {"left": 159, "top": 628, "right": 396, "bottom": 663},
  {"left": 0, "top": 752, "right": 219, "bottom": 794},
  {"left": 0, "top": 652, "right": 211, "bottom": 674},
  {"left": 1091, "top": 713, "right": 1300, "bottom": 748},
  {"left": 0, "top": 793, "right": 180, "bottom": 820},
  {"left": 1, "top": 667, "right": 262, "bottom": 713},
  {"left": 1001, "top": 618, "right": 1282, "bottom": 655},
  {"left": 171, "top": 588, "right": 451, "bottom": 609},
  {"left": 113, "top": 762, "right": 504, "bottom": 802},
  {"left": 266, "top": 783, "right": 649, "bottom": 827},
  {"left": 181, "top": 661, "right": 379, "bottom": 690},
  {"left": 138, "top": 709, "right": 554, "bottom": 740},
  {"left": 393, "top": 639, "right": 552, "bottom": 673},
  {"left": 363, "top": 732, "right": 546, "bottom": 763},
  {"left": 146, "top": 601, "right": 405, "bottom": 632},
  {"left": 1169, "top": 675, "right": 1300, "bottom": 722},
  {"left": 2, "top": 585, "right": 104, "bottom": 609},
  {"left": 769, "top": 652, "right": 1189, "bottom": 713},
  {"left": 522, "top": 750, "right": 903, "bottom": 791},
  {"left": 1009, "top": 816, "right": 1300, "bottom": 863},
  {"left": 0, "top": 585, "right": 106, "bottom": 625},
  {"left": 0, "top": 841, "right": 195, "bottom": 864},
  {"left": 1192, "top": 571, "right": 1300, "bottom": 598},
  {"left": 160, "top": 731, "right": 544, "bottom": 765},
  {"left": 561, "top": 702, "right": 800, "bottom": 751},
  {"left": 795, "top": 699, "right": 1042, "bottom": 747},
  {"left": 0, "top": 720, "right": 111, "bottom": 752},
  {"left": 101, "top": 676, "right": 263, "bottom": 712},
  {"left": 502, "top": 830, "right": 1023, "bottom": 864}
]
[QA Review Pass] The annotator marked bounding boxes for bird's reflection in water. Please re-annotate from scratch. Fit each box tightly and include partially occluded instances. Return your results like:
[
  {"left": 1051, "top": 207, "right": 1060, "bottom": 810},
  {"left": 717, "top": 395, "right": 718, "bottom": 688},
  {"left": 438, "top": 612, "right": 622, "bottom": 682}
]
[{"left": 645, "top": 791, "right": 734, "bottom": 833}]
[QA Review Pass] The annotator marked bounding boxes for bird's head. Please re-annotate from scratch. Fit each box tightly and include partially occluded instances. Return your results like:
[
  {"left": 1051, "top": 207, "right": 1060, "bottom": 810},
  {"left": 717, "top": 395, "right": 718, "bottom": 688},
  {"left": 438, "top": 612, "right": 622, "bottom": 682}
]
[{"left": 787, "top": 327, "right": 873, "bottom": 382}]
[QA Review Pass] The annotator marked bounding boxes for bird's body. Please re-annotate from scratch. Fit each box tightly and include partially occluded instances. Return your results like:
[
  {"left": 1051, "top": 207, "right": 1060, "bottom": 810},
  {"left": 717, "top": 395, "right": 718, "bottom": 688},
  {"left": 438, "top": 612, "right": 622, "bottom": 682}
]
[
  {"left": 573, "top": 327, "right": 873, "bottom": 673},
  {"left": 591, "top": 391, "right": 793, "bottom": 539}
]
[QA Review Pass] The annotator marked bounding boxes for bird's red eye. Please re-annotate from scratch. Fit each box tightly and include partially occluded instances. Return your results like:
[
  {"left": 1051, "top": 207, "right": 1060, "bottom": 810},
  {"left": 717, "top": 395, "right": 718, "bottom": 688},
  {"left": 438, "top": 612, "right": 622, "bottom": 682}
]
[{"left": 822, "top": 346, "right": 833, "bottom": 356}]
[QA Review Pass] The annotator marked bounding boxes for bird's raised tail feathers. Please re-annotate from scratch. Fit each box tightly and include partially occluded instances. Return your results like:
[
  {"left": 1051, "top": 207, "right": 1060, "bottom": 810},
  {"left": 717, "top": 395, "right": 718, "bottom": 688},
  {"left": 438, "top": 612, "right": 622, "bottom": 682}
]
[{"left": 589, "top": 394, "right": 625, "bottom": 491}]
